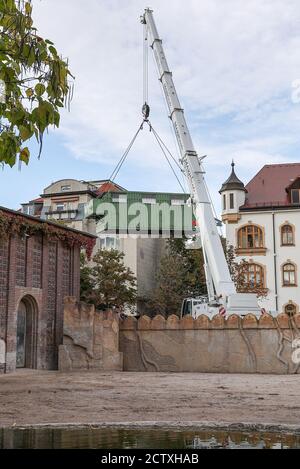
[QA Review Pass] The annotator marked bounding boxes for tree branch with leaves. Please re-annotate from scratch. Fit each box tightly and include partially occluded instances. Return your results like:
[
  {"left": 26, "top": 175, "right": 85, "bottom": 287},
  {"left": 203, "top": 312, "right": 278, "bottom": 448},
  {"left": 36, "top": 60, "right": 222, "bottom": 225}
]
[
  {"left": 0, "top": 0, "right": 73, "bottom": 167},
  {"left": 225, "top": 243, "right": 268, "bottom": 299}
]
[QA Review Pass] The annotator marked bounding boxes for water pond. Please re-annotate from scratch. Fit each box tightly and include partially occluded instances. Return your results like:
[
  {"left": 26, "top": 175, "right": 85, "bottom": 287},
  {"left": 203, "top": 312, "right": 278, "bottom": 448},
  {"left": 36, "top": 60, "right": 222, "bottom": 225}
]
[{"left": 0, "top": 427, "right": 299, "bottom": 449}]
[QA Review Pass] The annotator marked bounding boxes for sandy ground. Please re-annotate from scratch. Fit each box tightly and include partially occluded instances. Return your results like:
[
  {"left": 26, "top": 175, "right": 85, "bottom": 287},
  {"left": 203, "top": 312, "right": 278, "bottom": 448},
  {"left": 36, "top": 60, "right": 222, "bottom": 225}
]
[{"left": 0, "top": 370, "right": 299, "bottom": 430}]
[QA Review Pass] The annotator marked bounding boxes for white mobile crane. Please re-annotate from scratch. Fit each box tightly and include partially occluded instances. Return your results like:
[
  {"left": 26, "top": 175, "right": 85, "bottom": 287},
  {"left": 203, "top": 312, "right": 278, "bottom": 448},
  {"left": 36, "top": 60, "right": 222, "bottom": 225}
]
[{"left": 141, "top": 9, "right": 260, "bottom": 317}]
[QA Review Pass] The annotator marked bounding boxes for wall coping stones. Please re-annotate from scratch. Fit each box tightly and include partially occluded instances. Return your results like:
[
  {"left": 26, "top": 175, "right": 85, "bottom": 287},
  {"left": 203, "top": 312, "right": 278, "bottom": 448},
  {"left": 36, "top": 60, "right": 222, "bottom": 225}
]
[
  {"left": 119, "top": 313, "right": 300, "bottom": 331},
  {"left": 181, "top": 315, "right": 194, "bottom": 330},
  {"left": 258, "top": 313, "right": 275, "bottom": 329},
  {"left": 276, "top": 313, "right": 290, "bottom": 329},
  {"left": 137, "top": 315, "right": 152, "bottom": 330},
  {"left": 166, "top": 315, "right": 180, "bottom": 329},
  {"left": 151, "top": 314, "right": 166, "bottom": 330},
  {"left": 211, "top": 314, "right": 225, "bottom": 329},
  {"left": 226, "top": 314, "right": 240, "bottom": 329},
  {"left": 242, "top": 314, "right": 258, "bottom": 329}
]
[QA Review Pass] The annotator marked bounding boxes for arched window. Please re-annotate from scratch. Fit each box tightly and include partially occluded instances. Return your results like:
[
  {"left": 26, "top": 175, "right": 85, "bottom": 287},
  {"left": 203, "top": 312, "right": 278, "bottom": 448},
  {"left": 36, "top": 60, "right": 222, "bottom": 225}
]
[
  {"left": 242, "top": 263, "right": 264, "bottom": 290},
  {"left": 238, "top": 225, "right": 264, "bottom": 249},
  {"left": 284, "top": 303, "right": 297, "bottom": 317},
  {"left": 281, "top": 224, "right": 294, "bottom": 246},
  {"left": 282, "top": 263, "right": 297, "bottom": 286}
]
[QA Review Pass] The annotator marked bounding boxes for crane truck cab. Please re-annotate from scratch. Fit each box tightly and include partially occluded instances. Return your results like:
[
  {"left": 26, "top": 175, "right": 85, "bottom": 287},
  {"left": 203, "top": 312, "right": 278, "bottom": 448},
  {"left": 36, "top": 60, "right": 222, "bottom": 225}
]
[
  {"left": 181, "top": 297, "right": 220, "bottom": 319},
  {"left": 181, "top": 297, "right": 263, "bottom": 320}
]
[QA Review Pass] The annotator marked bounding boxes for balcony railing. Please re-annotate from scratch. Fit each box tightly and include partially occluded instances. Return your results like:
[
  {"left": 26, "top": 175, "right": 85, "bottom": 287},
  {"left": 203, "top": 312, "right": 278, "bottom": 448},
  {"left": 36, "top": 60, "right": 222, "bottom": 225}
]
[{"left": 45, "top": 209, "right": 78, "bottom": 219}]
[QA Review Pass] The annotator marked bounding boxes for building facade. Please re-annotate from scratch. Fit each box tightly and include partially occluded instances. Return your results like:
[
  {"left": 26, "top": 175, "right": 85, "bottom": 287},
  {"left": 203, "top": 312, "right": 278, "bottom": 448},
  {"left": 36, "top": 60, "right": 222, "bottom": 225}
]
[
  {"left": 220, "top": 163, "right": 300, "bottom": 316},
  {"left": 22, "top": 181, "right": 196, "bottom": 313},
  {"left": 40, "top": 179, "right": 124, "bottom": 231},
  {"left": 86, "top": 190, "right": 195, "bottom": 312},
  {"left": 0, "top": 207, "right": 95, "bottom": 373}
]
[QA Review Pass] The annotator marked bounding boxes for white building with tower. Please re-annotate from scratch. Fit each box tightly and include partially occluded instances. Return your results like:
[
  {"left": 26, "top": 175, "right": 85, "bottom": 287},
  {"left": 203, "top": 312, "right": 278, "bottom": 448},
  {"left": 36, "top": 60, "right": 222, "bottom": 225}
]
[{"left": 220, "top": 162, "right": 300, "bottom": 316}]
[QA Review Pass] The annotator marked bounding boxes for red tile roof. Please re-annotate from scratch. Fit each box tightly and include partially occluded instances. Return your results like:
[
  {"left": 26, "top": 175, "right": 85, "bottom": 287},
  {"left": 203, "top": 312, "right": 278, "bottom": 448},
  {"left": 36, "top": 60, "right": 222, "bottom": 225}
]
[
  {"left": 242, "top": 163, "right": 300, "bottom": 208},
  {"left": 30, "top": 197, "right": 44, "bottom": 203},
  {"left": 96, "top": 182, "right": 125, "bottom": 195}
]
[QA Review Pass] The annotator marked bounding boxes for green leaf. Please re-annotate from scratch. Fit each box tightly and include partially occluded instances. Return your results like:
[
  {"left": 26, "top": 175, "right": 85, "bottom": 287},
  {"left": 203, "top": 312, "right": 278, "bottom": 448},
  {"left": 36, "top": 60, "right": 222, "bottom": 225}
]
[
  {"left": 53, "top": 111, "right": 60, "bottom": 127},
  {"left": 35, "top": 83, "right": 45, "bottom": 97},
  {"left": 49, "top": 45, "right": 58, "bottom": 57},
  {"left": 10, "top": 108, "right": 25, "bottom": 125},
  {"left": 25, "top": 2, "right": 32, "bottom": 15},
  {"left": 27, "top": 47, "right": 36, "bottom": 67},
  {"left": 19, "top": 125, "right": 34, "bottom": 141},
  {"left": 19, "top": 147, "right": 30, "bottom": 165},
  {"left": 26, "top": 88, "right": 34, "bottom": 98}
]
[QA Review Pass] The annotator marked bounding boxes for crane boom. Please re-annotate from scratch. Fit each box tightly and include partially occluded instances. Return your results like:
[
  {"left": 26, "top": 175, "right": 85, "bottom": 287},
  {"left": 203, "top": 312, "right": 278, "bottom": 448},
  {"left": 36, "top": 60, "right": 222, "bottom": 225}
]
[{"left": 142, "top": 8, "right": 260, "bottom": 313}]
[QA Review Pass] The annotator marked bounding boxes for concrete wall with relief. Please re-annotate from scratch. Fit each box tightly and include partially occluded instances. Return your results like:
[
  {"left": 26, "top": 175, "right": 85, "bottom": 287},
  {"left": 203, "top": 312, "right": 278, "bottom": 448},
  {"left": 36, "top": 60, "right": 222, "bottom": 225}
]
[
  {"left": 59, "top": 298, "right": 123, "bottom": 372},
  {"left": 59, "top": 298, "right": 300, "bottom": 374},
  {"left": 120, "top": 313, "right": 300, "bottom": 374}
]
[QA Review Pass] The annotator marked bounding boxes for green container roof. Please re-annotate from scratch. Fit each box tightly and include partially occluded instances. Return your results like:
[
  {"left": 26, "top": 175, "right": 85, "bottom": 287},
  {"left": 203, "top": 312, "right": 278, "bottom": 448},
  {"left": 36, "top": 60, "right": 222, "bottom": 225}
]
[{"left": 85, "top": 191, "right": 196, "bottom": 235}]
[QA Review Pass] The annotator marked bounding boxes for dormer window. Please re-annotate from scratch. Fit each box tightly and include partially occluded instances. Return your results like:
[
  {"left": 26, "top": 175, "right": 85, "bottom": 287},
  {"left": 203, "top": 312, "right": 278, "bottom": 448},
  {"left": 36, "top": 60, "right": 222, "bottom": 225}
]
[
  {"left": 286, "top": 177, "right": 300, "bottom": 205},
  {"left": 291, "top": 189, "right": 300, "bottom": 204}
]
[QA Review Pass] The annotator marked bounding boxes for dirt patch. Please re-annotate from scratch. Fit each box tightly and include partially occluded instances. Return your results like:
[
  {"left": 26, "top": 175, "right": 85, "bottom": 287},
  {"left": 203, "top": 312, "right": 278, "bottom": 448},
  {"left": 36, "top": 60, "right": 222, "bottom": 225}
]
[{"left": 0, "top": 370, "right": 299, "bottom": 429}]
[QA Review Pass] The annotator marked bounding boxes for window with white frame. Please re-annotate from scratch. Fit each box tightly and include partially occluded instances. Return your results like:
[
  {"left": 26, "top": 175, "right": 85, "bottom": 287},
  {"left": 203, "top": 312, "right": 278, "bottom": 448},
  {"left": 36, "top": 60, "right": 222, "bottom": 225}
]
[
  {"left": 112, "top": 195, "right": 127, "bottom": 203},
  {"left": 142, "top": 197, "right": 156, "bottom": 204},
  {"left": 171, "top": 199, "right": 185, "bottom": 206},
  {"left": 99, "top": 236, "right": 121, "bottom": 251},
  {"left": 61, "top": 185, "right": 71, "bottom": 192}
]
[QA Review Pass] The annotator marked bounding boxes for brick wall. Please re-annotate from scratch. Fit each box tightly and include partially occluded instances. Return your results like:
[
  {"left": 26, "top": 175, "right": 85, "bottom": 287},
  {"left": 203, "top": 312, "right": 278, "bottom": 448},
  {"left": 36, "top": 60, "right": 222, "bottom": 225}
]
[
  {"left": 0, "top": 239, "right": 9, "bottom": 343},
  {"left": 0, "top": 233, "right": 82, "bottom": 373}
]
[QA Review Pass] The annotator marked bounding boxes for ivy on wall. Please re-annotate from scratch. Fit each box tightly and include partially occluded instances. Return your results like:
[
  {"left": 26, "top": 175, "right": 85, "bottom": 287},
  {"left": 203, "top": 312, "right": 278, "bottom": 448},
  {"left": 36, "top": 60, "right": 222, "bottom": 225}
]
[{"left": 0, "top": 209, "right": 95, "bottom": 259}]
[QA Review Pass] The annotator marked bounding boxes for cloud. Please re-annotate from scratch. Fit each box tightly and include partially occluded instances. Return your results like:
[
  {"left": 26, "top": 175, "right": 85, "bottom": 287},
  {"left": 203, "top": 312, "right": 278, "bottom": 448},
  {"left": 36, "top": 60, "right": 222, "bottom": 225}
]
[{"left": 31, "top": 0, "right": 300, "bottom": 209}]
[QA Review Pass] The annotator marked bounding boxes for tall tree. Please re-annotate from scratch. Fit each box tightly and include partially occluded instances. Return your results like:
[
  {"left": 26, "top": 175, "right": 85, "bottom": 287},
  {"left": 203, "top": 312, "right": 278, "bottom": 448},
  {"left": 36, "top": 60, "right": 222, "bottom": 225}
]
[
  {"left": 80, "top": 249, "right": 137, "bottom": 310},
  {"left": 0, "top": 0, "right": 73, "bottom": 167},
  {"left": 151, "top": 237, "right": 207, "bottom": 316}
]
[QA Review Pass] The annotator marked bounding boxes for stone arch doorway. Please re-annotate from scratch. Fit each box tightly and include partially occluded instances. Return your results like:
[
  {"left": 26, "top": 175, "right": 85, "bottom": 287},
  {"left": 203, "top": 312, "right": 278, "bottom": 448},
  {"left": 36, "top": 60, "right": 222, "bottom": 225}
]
[{"left": 16, "top": 296, "right": 38, "bottom": 369}]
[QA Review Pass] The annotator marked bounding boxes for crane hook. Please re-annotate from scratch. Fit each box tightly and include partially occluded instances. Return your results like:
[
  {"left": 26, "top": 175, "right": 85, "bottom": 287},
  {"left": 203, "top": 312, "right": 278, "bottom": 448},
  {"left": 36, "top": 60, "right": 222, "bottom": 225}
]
[{"left": 142, "top": 102, "right": 150, "bottom": 120}]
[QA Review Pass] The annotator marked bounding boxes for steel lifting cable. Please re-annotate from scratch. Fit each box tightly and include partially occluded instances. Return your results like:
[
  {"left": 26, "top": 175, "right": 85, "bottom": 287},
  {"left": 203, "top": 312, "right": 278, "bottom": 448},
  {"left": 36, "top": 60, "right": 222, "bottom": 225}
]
[
  {"left": 146, "top": 120, "right": 186, "bottom": 194},
  {"left": 107, "top": 120, "right": 145, "bottom": 184},
  {"left": 103, "top": 117, "right": 186, "bottom": 198},
  {"left": 150, "top": 125, "right": 184, "bottom": 174},
  {"left": 101, "top": 20, "right": 186, "bottom": 197},
  {"left": 143, "top": 22, "right": 149, "bottom": 106}
]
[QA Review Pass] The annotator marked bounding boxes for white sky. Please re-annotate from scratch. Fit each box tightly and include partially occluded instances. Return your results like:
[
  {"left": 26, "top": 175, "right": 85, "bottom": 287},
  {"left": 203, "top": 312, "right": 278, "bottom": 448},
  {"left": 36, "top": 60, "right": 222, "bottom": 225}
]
[{"left": 6, "top": 0, "right": 300, "bottom": 211}]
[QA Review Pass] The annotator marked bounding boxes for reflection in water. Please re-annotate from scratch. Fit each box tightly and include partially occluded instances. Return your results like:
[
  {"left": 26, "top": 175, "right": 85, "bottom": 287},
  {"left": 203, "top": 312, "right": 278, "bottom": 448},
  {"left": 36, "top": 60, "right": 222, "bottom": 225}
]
[{"left": 0, "top": 427, "right": 299, "bottom": 449}]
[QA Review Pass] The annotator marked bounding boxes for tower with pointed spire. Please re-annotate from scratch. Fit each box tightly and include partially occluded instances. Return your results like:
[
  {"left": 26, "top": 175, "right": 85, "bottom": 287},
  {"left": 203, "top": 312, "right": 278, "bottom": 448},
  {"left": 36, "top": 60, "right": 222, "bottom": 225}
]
[{"left": 219, "top": 161, "right": 247, "bottom": 223}]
